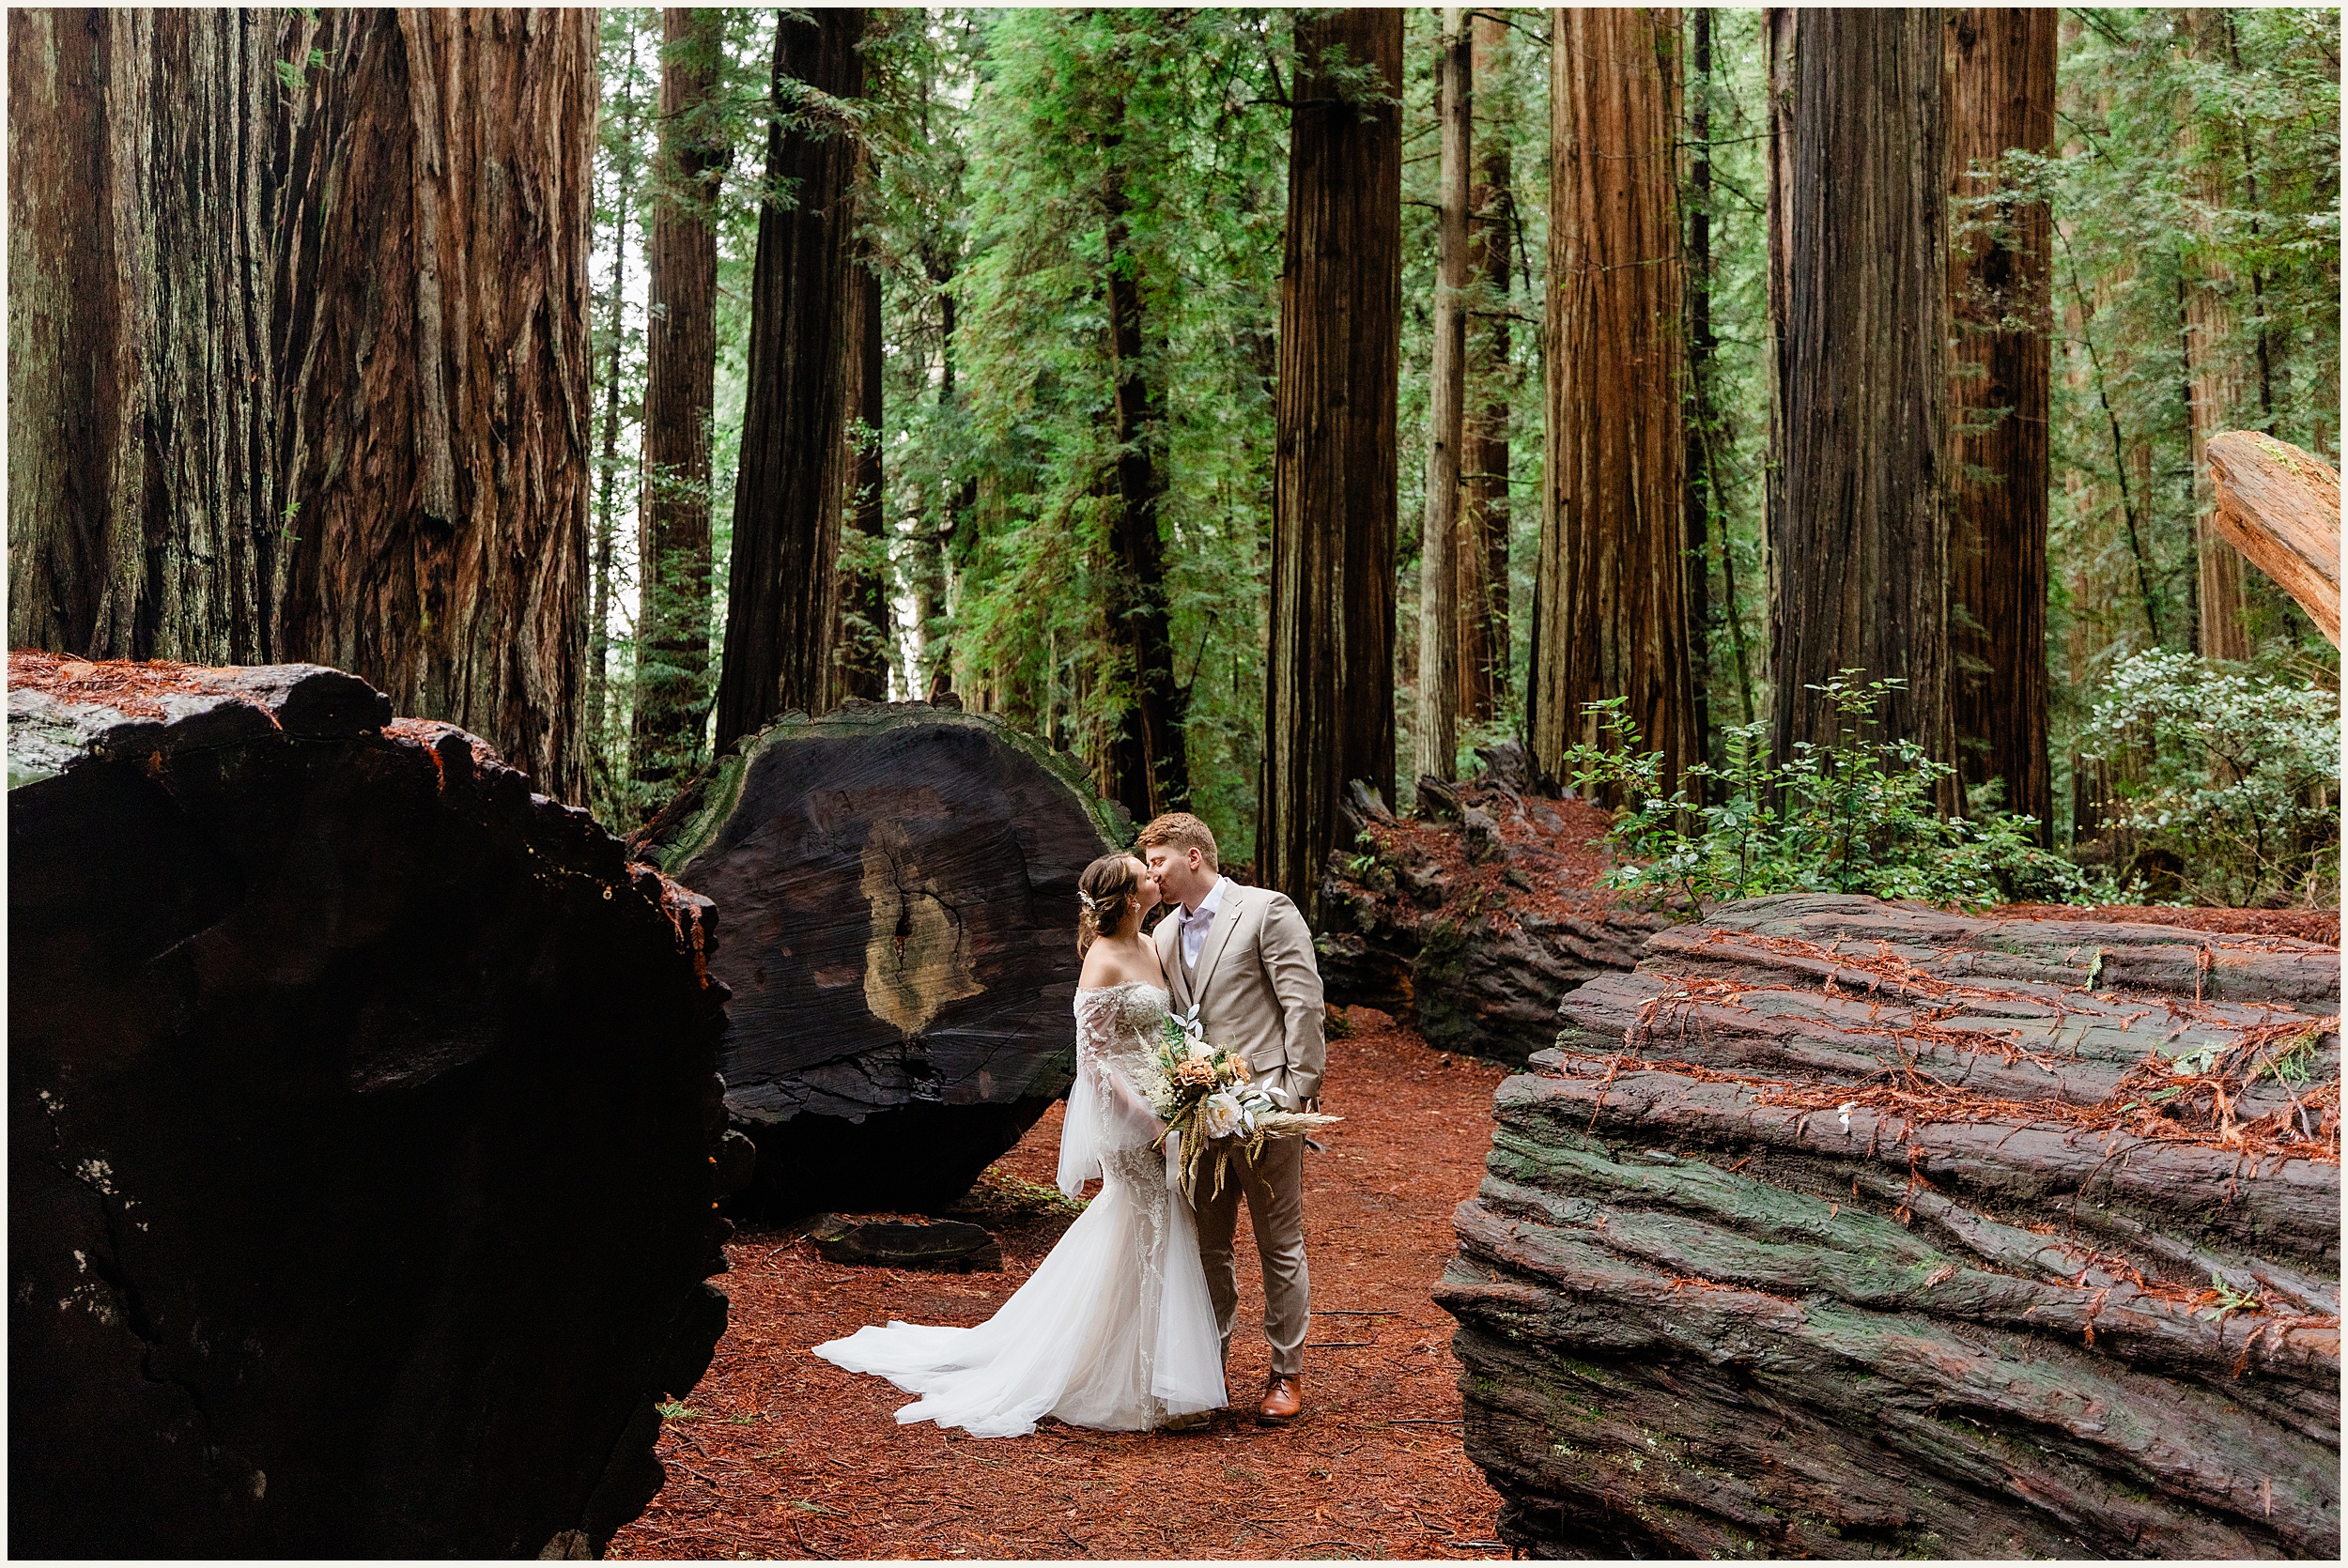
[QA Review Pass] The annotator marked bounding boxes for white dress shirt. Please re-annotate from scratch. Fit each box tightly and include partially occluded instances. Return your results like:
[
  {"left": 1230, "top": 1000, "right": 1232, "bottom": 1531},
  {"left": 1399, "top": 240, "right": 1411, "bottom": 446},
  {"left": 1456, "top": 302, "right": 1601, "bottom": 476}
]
[{"left": 1179, "top": 874, "right": 1232, "bottom": 972}]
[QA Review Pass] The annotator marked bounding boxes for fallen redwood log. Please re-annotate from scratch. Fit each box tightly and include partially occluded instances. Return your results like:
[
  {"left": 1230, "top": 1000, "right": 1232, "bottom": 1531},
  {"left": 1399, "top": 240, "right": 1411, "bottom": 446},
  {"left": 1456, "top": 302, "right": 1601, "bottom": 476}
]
[
  {"left": 640, "top": 699, "right": 1124, "bottom": 1216},
  {"left": 1316, "top": 769, "right": 1662, "bottom": 1066},
  {"left": 2206, "top": 431, "right": 2341, "bottom": 648},
  {"left": 1440, "top": 893, "right": 2340, "bottom": 1559},
  {"left": 8, "top": 654, "right": 734, "bottom": 1559}
]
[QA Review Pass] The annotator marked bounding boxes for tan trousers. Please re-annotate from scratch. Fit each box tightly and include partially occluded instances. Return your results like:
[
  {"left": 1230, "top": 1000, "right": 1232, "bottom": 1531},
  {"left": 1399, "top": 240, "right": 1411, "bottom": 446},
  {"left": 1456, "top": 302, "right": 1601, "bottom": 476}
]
[{"left": 1193, "top": 1131, "right": 1309, "bottom": 1377}]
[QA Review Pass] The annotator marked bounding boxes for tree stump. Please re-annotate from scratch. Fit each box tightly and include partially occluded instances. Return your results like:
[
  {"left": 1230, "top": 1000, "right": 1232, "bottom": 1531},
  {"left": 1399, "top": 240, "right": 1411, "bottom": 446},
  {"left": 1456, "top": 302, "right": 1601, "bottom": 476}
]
[
  {"left": 1440, "top": 893, "right": 2340, "bottom": 1559},
  {"left": 1315, "top": 775, "right": 1662, "bottom": 1065},
  {"left": 640, "top": 699, "right": 1126, "bottom": 1215},
  {"left": 8, "top": 654, "right": 734, "bottom": 1559}
]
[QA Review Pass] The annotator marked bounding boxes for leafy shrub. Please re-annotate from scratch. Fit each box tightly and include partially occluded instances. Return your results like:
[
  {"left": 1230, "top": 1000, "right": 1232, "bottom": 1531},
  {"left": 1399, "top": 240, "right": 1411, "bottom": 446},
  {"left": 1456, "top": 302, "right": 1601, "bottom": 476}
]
[
  {"left": 1561, "top": 675, "right": 2099, "bottom": 915},
  {"left": 2078, "top": 650, "right": 2339, "bottom": 907}
]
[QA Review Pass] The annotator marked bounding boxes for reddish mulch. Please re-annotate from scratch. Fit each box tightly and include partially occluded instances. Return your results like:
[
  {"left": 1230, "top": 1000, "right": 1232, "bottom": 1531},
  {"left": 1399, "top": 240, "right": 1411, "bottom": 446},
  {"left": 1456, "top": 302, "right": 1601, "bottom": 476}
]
[
  {"left": 1358, "top": 788, "right": 1623, "bottom": 927},
  {"left": 1993, "top": 902, "right": 2340, "bottom": 945},
  {"left": 7, "top": 650, "right": 230, "bottom": 717},
  {"left": 609, "top": 1009, "right": 1511, "bottom": 1561}
]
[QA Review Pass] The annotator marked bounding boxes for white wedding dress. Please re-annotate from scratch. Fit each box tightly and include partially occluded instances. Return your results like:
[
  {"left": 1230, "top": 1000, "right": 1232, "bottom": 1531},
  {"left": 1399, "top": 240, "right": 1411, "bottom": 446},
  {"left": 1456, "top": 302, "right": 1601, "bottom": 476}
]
[{"left": 811, "top": 981, "right": 1227, "bottom": 1436}]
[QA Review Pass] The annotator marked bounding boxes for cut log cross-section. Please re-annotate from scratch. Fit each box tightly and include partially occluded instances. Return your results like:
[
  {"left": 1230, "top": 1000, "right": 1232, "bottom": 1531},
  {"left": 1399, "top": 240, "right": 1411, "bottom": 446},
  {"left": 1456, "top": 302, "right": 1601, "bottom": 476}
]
[
  {"left": 641, "top": 700, "right": 1127, "bottom": 1216},
  {"left": 1441, "top": 893, "right": 2340, "bottom": 1560},
  {"left": 8, "top": 654, "right": 735, "bottom": 1559},
  {"left": 2205, "top": 431, "right": 2342, "bottom": 648}
]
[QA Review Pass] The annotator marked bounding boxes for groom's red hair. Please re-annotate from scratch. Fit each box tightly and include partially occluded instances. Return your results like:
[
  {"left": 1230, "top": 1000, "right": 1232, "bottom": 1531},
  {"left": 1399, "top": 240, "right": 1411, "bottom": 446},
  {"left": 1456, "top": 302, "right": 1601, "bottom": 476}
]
[{"left": 1135, "top": 812, "right": 1219, "bottom": 872}]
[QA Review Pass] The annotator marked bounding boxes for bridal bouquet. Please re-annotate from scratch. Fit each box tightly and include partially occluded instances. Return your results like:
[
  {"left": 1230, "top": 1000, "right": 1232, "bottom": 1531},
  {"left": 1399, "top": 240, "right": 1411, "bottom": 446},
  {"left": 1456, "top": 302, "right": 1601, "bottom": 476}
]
[{"left": 1144, "top": 1003, "right": 1338, "bottom": 1202}]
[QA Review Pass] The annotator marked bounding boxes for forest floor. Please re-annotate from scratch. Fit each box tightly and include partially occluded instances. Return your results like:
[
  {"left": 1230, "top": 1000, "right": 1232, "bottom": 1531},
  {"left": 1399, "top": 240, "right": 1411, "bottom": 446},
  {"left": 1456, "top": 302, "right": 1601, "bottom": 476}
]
[{"left": 609, "top": 1008, "right": 1514, "bottom": 1562}]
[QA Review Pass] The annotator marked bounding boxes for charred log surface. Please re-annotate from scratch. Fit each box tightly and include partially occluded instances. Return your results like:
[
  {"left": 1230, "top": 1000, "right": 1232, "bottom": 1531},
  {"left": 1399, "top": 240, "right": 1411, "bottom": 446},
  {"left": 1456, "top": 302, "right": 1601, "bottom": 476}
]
[
  {"left": 8, "top": 653, "right": 732, "bottom": 1560},
  {"left": 642, "top": 699, "right": 1125, "bottom": 1217},
  {"left": 1440, "top": 893, "right": 2340, "bottom": 1559},
  {"left": 1316, "top": 762, "right": 1662, "bottom": 1066}
]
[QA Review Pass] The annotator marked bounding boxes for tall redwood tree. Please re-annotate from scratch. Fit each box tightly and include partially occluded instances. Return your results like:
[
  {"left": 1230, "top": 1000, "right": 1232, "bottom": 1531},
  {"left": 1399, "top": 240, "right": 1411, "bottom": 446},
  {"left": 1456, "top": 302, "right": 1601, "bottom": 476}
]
[
  {"left": 1947, "top": 8, "right": 2056, "bottom": 833},
  {"left": 1259, "top": 7, "right": 1402, "bottom": 913},
  {"left": 273, "top": 9, "right": 598, "bottom": 803},
  {"left": 1767, "top": 7, "right": 1954, "bottom": 793},
  {"left": 714, "top": 7, "right": 865, "bottom": 754},
  {"left": 636, "top": 6, "right": 731, "bottom": 783},
  {"left": 1530, "top": 7, "right": 1694, "bottom": 793},
  {"left": 8, "top": 8, "right": 302, "bottom": 665}
]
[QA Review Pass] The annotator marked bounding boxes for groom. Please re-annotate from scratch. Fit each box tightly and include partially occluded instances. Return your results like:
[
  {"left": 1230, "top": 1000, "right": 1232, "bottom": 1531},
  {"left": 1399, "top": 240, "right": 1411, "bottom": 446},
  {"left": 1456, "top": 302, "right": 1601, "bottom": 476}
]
[{"left": 1136, "top": 811, "right": 1326, "bottom": 1428}]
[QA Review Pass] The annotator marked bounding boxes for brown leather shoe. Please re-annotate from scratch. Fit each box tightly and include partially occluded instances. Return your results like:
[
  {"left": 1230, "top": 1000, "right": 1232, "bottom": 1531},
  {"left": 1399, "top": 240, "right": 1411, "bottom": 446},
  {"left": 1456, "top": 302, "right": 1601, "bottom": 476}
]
[
  {"left": 1257, "top": 1374, "right": 1304, "bottom": 1426},
  {"left": 1162, "top": 1408, "right": 1212, "bottom": 1433}
]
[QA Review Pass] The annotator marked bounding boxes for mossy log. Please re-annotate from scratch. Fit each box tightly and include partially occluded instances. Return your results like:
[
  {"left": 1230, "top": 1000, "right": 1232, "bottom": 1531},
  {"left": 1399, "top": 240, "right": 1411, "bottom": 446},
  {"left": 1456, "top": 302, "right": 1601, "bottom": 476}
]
[
  {"left": 8, "top": 654, "right": 733, "bottom": 1558},
  {"left": 641, "top": 699, "right": 1125, "bottom": 1215},
  {"left": 1439, "top": 893, "right": 2340, "bottom": 1559}
]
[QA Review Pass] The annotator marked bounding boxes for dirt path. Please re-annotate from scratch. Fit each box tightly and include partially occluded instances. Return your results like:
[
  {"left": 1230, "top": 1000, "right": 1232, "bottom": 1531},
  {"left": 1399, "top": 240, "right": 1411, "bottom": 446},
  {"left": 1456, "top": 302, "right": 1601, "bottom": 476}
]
[{"left": 610, "top": 1009, "right": 1510, "bottom": 1560}]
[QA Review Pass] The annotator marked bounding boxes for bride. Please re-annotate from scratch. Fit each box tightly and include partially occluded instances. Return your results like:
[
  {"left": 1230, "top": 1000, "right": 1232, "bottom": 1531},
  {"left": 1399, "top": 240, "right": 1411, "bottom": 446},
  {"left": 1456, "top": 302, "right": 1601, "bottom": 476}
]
[{"left": 811, "top": 851, "right": 1227, "bottom": 1437}]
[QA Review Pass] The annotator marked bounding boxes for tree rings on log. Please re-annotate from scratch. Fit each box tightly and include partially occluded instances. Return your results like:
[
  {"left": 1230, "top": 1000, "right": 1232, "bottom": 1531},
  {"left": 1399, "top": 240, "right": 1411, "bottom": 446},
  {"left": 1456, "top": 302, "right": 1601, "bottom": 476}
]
[
  {"left": 1441, "top": 893, "right": 2340, "bottom": 1559},
  {"left": 641, "top": 699, "right": 1127, "bottom": 1216},
  {"left": 8, "top": 654, "right": 733, "bottom": 1558}
]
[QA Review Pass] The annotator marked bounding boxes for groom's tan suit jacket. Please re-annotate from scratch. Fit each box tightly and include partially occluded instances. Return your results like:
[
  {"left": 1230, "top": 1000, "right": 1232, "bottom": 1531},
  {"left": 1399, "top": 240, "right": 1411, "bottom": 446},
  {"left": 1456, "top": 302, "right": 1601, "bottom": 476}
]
[{"left": 1154, "top": 880, "right": 1326, "bottom": 1111}]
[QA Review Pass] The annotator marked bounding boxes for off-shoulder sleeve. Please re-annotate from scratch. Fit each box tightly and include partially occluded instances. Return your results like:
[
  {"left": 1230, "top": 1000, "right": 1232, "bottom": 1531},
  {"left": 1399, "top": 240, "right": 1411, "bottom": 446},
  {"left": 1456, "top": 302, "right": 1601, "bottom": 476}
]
[{"left": 1056, "top": 991, "right": 1168, "bottom": 1197}]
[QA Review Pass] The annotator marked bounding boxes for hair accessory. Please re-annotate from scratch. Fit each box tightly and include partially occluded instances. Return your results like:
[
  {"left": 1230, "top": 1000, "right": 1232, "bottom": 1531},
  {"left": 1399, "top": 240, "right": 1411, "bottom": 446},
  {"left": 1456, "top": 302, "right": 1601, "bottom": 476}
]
[{"left": 1076, "top": 889, "right": 1099, "bottom": 911}]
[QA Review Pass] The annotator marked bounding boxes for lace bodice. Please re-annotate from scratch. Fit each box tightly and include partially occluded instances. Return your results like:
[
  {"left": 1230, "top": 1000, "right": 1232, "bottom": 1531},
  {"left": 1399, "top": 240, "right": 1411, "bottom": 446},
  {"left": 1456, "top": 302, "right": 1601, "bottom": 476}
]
[{"left": 1074, "top": 980, "right": 1169, "bottom": 1070}]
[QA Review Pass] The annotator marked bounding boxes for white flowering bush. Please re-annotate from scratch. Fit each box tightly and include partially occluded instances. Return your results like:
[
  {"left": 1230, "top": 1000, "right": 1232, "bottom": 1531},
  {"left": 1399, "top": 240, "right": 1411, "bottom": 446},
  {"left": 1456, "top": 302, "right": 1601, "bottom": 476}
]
[{"left": 2080, "top": 650, "right": 2339, "bottom": 907}]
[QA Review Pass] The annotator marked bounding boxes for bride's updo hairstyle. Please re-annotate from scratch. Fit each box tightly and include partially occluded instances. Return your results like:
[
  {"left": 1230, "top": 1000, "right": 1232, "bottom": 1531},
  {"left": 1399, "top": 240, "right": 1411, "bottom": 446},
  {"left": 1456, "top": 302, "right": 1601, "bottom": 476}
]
[{"left": 1075, "top": 853, "right": 1145, "bottom": 956}]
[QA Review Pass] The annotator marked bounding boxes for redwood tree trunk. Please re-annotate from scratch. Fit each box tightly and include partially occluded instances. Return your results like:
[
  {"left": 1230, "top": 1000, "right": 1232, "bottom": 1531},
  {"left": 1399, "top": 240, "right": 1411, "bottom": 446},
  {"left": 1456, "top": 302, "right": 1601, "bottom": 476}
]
[
  {"left": 835, "top": 243, "right": 890, "bottom": 702},
  {"left": 1104, "top": 178, "right": 1189, "bottom": 819},
  {"left": 635, "top": 6, "right": 730, "bottom": 782},
  {"left": 273, "top": 9, "right": 597, "bottom": 804},
  {"left": 1414, "top": 8, "right": 1471, "bottom": 787},
  {"left": 1531, "top": 7, "right": 1693, "bottom": 792},
  {"left": 2178, "top": 9, "right": 2252, "bottom": 663},
  {"left": 1259, "top": 7, "right": 1401, "bottom": 913},
  {"left": 1460, "top": 9, "right": 1512, "bottom": 724},
  {"left": 7, "top": 8, "right": 303, "bottom": 666},
  {"left": 1768, "top": 8, "right": 1954, "bottom": 791},
  {"left": 1947, "top": 8, "right": 2055, "bottom": 835},
  {"left": 1684, "top": 5, "right": 1718, "bottom": 767},
  {"left": 713, "top": 7, "right": 864, "bottom": 754}
]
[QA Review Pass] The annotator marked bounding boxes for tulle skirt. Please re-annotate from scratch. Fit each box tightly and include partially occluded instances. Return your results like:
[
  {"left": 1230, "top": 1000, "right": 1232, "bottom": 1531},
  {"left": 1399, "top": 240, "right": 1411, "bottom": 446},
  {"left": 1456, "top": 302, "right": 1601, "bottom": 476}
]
[{"left": 811, "top": 1148, "right": 1225, "bottom": 1437}]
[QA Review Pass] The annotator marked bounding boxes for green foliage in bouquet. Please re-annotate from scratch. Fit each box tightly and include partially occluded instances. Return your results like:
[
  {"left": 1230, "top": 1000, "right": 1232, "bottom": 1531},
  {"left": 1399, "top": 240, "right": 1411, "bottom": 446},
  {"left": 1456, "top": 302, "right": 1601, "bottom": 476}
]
[
  {"left": 1561, "top": 674, "right": 2104, "bottom": 916},
  {"left": 1146, "top": 1005, "right": 1337, "bottom": 1202}
]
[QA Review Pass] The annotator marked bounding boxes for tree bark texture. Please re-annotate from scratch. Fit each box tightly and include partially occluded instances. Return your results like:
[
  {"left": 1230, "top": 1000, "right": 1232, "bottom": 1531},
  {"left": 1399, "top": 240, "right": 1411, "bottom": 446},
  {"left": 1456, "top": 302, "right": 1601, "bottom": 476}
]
[
  {"left": 8, "top": 653, "right": 734, "bottom": 1557},
  {"left": 1414, "top": 8, "right": 1471, "bottom": 787},
  {"left": 1260, "top": 8, "right": 1402, "bottom": 914},
  {"left": 1460, "top": 10, "right": 1512, "bottom": 724},
  {"left": 1946, "top": 8, "right": 2056, "bottom": 835},
  {"left": 1104, "top": 177, "right": 1190, "bottom": 820},
  {"left": 1442, "top": 893, "right": 2340, "bottom": 1559},
  {"left": 835, "top": 247, "right": 890, "bottom": 702},
  {"left": 713, "top": 7, "right": 865, "bottom": 756},
  {"left": 1768, "top": 8, "right": 1954, "bottom": 793},
  {"left": 1531, "top": 8, "right": 1694, "bottom": 792},
  {"left": 2206, "top": 432, "right": 2343, "bottom": 648},
  {"left": 272, "top": 9, "right": 597, "bottom": 805},
  {"left": 635, "top": 6, "right": 731, "bottom": 783},
  {"left": 7, "top": 8, "right": 301, "bottom": 665},
  {"left": 640, "top": 702, "right": 1125, "bottom": 1216},
  {"left": 2178, "top": 9, "right": 2253, "bottom": 664}
]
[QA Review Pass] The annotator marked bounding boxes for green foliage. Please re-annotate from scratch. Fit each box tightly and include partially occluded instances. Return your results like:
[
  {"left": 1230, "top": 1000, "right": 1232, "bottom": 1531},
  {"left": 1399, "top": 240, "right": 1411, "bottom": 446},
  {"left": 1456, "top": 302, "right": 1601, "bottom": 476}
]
[
  {"left": 2078, "top": 648, "right": 2340, "bottom": 906},
  {"left": 1561, "top": 677, "right": 2098, "bottom": 915}
]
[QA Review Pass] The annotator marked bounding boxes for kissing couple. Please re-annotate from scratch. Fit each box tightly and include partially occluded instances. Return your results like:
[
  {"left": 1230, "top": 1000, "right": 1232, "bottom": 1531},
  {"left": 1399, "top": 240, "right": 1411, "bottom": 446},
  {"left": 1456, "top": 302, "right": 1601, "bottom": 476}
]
[{"left": 814, "top": 811, "right": 1328, "bottom": 1437}]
